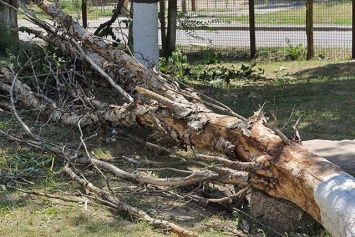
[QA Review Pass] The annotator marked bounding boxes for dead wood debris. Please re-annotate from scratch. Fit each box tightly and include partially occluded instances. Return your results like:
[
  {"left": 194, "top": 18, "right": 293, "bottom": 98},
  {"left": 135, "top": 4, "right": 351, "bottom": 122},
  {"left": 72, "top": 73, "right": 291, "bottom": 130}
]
[{"left": 0, "top": 0, "right": 345, "bottom": 235}]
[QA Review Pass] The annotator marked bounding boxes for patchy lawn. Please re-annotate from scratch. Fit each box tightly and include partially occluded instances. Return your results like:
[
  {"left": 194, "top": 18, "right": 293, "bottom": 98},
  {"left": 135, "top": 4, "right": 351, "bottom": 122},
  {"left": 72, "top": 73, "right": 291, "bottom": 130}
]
[
  {"left": 1, "top": 57, "right": 348, "bottom": 237},
  {"left": 193, "top": 59, "right": 355, "bottom": 140}
]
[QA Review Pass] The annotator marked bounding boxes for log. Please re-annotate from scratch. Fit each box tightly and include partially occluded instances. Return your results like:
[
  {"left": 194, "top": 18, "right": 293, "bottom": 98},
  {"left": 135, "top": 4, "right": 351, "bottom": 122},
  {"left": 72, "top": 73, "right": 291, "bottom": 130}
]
[{"left": 12, "top": 1, "right": 355, "bottom": 236}]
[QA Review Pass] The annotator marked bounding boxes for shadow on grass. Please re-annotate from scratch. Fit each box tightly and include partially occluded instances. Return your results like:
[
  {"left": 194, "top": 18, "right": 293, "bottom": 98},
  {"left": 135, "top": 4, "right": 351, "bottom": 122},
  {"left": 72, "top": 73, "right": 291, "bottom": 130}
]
[
  {"left": 295, "top": 61, "right": 355, "bottom": 80},
  {"left": 192, "top": 69, "right": 355, "bottom": 140}
]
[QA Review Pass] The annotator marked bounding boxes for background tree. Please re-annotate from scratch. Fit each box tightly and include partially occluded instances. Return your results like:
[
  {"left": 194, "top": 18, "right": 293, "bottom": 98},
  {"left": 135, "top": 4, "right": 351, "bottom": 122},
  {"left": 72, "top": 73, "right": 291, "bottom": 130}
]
[
  {"left": 0, "top": 0, "right": 18, "bottom": 53},
  {"left": 164, "top": 0, "right": 177, "bottom": 57}
]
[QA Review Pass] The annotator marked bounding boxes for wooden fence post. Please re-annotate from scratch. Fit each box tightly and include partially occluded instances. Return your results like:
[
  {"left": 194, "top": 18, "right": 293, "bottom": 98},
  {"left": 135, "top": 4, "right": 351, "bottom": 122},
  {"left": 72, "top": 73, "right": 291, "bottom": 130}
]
[
  {"left": 160, "top": 0, "right": 167, "bottom": 57},
  {"left": 81, "top": 0, "right": 87, "bottom": 28},
  {"left": 166, "top": 0, "right": 177, "bottom": 57},
  {"left": 306, "top": 0, "right": 314, "bottom": 59},
  {"left": 181, "top": 0, "right": 187, "bottom": 15},
  {"left": 249, "top": 0, "right": 256, "bottom": 57},
  {"left": 192, "top": 0, "right": 197, "bottom": 11},
  {"left": 352, "top": 0, "right": 355, "bottom": 58}
]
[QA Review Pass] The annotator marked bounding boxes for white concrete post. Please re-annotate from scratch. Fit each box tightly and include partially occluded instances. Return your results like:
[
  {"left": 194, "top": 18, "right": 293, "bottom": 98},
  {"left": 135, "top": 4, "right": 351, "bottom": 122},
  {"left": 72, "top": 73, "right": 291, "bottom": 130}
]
[{"left": 132, "top": 0, "right": 159, "bottom": 70}]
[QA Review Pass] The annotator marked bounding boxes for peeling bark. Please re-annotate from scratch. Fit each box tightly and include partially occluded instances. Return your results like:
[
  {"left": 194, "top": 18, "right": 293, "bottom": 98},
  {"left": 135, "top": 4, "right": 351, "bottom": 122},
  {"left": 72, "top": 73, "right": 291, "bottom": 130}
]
[{"left": 6, "top": 1, "right": 355, "bottom": 236}]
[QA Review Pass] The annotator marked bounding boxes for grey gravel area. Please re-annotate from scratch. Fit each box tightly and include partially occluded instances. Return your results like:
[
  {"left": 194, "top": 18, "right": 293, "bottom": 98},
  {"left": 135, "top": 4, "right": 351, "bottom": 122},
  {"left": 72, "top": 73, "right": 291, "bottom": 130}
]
[{"left": 303, "top": 139, "right": 355, "bottom": 176}]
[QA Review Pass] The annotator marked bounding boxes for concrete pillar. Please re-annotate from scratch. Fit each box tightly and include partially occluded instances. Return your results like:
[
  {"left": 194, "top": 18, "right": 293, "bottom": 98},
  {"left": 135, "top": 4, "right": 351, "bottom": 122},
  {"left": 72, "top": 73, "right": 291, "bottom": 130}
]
[{"left": 132, "top": 0, "right": 159, "bottom": 70}]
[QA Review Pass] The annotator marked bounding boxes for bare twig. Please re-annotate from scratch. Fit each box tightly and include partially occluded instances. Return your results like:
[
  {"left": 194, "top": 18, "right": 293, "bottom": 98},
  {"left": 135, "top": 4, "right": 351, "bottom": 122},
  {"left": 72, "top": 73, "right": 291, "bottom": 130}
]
[
  {"left": 70, "top": 39, "right": 134, "bottom": 103},
  {"left": 63, "top": 165, "right": 199, "bottom": 237},
  {"left": 9, "top": 68, "right": 40, "bottom": 139},
  {"left": 263, "top": 122, "right": 291, "bottom": 145},
  {"left": 94, "top": 0, "right": 125, "bottom": 37},
  {"left": 190, "top": 184, "right": 252, "bottom": 204},
  {"left": 77, "top": 117, "right": 113, "bottom": 194},
  {"left": 194, "top": 154, "right": 262, "bottom": 171},
  {"left": 292, "top": 117, "right": 302, "bottom": 144},
  {"left": 137, "top": 167, "right": 193, "bottom": 175}
]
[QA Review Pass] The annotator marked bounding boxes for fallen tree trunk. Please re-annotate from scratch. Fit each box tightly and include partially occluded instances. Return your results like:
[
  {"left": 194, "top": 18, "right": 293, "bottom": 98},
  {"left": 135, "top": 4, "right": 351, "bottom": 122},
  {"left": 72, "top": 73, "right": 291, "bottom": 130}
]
[{"left": 6, "top": 1, "right": 355, "bottom": 236}]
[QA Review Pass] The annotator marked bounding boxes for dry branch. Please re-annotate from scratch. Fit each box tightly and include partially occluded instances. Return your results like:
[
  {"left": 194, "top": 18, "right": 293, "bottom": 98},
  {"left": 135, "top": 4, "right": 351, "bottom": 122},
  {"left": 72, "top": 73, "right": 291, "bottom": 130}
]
[
  {"left": 189, "top": 184, "right": 251, "bottom": 204},
  {"left": 0, "top": 129, "right": 202, "bottom": 236},
  {"left": 63, "top": 165, "right": 199, "bottom": 237},
  {"left": 3, "top": 1, "right": 354, "bottom": 236}
]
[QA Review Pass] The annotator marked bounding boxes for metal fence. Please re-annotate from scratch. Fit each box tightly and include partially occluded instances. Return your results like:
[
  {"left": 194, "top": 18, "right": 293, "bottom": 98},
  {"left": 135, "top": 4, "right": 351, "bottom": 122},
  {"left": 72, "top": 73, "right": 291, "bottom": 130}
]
[{"left": 10, "top": 0, "right": 355, "bottom": 59}]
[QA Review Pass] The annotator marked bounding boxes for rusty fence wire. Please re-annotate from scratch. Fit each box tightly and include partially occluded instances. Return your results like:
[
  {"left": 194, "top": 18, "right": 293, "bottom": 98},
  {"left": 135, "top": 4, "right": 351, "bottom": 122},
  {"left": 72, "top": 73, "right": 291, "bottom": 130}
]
[{"left": 11, "top": 0, "right": 354, "bottom": 59}]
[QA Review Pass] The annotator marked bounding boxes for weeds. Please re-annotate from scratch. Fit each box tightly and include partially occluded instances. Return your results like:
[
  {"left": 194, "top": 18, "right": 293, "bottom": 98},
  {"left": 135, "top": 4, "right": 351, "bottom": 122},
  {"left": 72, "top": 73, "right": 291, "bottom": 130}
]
[
  {"left": 203, "top": 49, "right": 221, "bottom": 64},
  {"left": 0, "top": 151, "right": 56, "bottom": 177},
  {"left": 161, "top": 50, "right": 265, "bottom": 86},
  {"left": 160, "top": 49, "right": 189, "bottom": 80},
  {"left": 285, "top": 38, "right": 306, "bottom": 61}
]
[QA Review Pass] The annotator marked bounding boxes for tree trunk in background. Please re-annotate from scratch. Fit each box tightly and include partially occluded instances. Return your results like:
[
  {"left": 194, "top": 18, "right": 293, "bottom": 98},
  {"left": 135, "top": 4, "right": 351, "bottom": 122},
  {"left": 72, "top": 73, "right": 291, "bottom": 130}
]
[
  {"left": 132, "top": 0, "right": 159, "bottom": 69},
  {"left": 0, "top": 0, "right": 18, "bottom": 29},
  {"left": 181, "top": 0, "right": 187, "bottom": 15},
  {"left": 127, "top": 0, "right": 134, "bottom": 46},
  {"left": 159, "top": 0, "right": 167, "bottom": 58},
  {"left": 121, "top": 0, "right": 129, "bottom": 16},
  {"left": 306, "top": 0, "right": 314, "bottom": 59},
  {"left": 191, "top": 0, "right": 196, "bottom": 11},
  {"left": 165, "top": 0, "right": 177, "bottom": 57},
  {"left": 0, "top": 0, "right": 18, "bottom": 52}
]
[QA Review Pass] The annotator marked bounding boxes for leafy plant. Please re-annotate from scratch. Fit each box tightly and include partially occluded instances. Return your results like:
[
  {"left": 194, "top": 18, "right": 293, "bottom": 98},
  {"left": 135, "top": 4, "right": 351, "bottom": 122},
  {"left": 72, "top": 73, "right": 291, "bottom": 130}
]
[
  {"left": 240, "top": 62, "right": 265, "bottom": 79},
  {"left": 185, "top": 63, "right": 264, "bottom": 85},
  {"left": 160, "top": 49, "right": 189, "bottom": 79},
  {"left": 203, "top": 50, "right": 221, "bottom": 64},
  {"left": 160, "top": 49, "right": 264, "bottom": 86},
  {"left": 0, "top": 151, "right": 56, "bottom": 179},
  {"left": 232, "top": 209, "right": 240, "bottom": 226},
  {"left": 285, "top": 38, "right": 306, "bottom": 61}
]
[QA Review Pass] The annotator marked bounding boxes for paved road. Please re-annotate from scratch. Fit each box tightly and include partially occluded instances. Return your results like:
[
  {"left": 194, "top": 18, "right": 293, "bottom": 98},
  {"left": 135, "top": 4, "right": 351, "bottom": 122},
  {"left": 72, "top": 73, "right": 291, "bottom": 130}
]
[
  {"left": 175, "top": 29, "right": 352, "bottom": 48},
  {"left": 18, "top": 18, "right": 352, "bottom": 49}
]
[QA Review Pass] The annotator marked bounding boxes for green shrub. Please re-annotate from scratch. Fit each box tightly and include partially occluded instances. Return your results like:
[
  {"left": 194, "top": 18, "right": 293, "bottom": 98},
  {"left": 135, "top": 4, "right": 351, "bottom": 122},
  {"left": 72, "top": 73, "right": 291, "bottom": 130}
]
[
  {"left": 203, "top": 50, "right": 221, "bottom": 64},
  {"left": 160, "top": 49, "right": 189, "bottom": 79},
  {"left": 285, "top": 38, "right": 306, "bottom": 61}
]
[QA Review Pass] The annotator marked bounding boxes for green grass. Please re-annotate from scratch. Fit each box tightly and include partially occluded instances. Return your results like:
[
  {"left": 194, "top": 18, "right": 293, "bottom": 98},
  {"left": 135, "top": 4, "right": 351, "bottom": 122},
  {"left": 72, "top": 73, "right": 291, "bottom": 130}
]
[
  {"left": 193, "top": 59, "right": 355, "bottom": 140},
  {"left": 0, "top": 195, "right": 172, "bottom": 237},
  {"left": 19, "top": 1, "right": 352, "bottom": 26},
  {"left": 18, "top": 5, "right": 114, "bottom": 20},
  {"left": 234, "top": 78, "right": 355, "bottom": 140},
  {"left": 0, "top": 113, "right": 237, "bottom": 237},
  {"left": 1, "top": 55, "right": 349, "bottom": 236},
  {"left": 224, "top": 2, "right": 352, "bottom": 25}
]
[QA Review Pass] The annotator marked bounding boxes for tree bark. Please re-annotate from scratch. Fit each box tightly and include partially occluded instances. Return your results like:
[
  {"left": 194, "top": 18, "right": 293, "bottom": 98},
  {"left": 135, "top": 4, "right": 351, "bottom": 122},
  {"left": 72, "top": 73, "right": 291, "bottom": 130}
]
[
  {"left": 15, "top": 1, "right": 355, "bottom": 236},
  {"left": 0, "top": 0, "right": 17, "bottom": 28},
  {"left": 159, "top": 0, "right": 167, "bottom": 57},
  {"left": 165, "top": 0, "right": 177, "bottom": 57},
  {"left": 306, "top": 0, "right": 314, "bottom": 60},
  {"left": 0, "top": 0, "right": 18, "bottom": 39}
]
